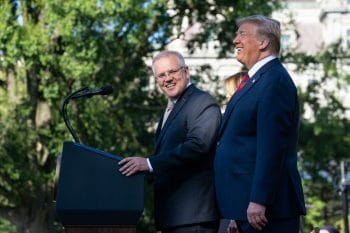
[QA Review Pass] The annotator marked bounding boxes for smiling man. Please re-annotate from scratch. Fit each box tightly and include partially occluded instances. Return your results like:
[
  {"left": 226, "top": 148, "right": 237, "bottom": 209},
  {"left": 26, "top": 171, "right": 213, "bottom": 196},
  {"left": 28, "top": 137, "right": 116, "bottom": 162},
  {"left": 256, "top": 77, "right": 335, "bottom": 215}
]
[
  {"left": 119, "top": 51, "right": 221, "bottom": 233},
  {"left": 214, "top": 15, "right": 306, "bottom": 233}
]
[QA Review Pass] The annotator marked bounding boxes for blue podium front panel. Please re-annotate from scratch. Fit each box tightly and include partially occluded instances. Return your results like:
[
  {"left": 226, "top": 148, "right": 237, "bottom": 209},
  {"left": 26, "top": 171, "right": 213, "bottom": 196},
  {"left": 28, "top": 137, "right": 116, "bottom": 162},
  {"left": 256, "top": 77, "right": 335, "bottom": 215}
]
[{"left": 55, "top": 141, "right": 144, "bottom": 226}]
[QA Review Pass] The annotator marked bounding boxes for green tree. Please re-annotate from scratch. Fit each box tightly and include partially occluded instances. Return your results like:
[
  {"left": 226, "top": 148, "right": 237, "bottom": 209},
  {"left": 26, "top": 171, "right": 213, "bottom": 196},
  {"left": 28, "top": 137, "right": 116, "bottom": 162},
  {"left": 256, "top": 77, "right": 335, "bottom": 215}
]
[
  {"left": 0, "top": 0, "right": 164, "bottom": 232},
  {"left": 282, "top": 41, "right": 350, "bottom": 231},
  {"left": 0, "top": 0, "right": 280, "bottom": 232}
]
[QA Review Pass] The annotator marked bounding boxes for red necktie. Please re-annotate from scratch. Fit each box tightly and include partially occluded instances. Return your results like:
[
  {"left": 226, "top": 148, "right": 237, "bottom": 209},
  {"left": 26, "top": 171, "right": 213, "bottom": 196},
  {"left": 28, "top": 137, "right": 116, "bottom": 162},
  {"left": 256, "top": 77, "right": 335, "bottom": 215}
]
[{"left": 236, "top": 74, "right": 250, "bottom": 91}]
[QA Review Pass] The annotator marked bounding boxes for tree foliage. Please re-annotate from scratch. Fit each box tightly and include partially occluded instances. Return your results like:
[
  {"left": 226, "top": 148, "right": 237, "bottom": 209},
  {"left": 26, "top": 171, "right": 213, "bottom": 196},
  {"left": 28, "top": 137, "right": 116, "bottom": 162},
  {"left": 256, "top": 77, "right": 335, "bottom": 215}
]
[
  {"left": 0, "top": 0, "right": 280, "bottom": 232},
  {"left": 282, "top": 41, "right": 350, "bottom": 230},
  {"left": 2, "top": 0, "right": 349, "bottom": 232}
]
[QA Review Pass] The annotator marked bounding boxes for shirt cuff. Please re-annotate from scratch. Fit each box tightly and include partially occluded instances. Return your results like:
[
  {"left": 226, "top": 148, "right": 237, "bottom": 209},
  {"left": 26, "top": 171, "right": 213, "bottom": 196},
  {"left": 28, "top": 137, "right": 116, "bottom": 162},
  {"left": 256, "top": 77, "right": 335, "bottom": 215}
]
[{"left": 147, "top": 158, "right": 153, "bottom": 173}]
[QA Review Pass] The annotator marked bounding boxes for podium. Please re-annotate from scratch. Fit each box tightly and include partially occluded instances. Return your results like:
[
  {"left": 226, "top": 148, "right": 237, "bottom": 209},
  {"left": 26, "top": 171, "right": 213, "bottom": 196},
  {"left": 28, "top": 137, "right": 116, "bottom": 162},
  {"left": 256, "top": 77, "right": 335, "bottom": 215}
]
[{"left": 55, "top": 141, "right": 144, "bottom": 233}]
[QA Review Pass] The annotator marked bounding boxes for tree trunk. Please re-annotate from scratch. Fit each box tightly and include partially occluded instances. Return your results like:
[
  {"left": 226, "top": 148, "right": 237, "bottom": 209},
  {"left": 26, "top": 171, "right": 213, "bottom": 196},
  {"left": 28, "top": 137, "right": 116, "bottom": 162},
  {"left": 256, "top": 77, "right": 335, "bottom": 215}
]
[
  {"left": 26, "top": 66, "right": 39, "bottom": 126},
  {"left": 11, "top": 205, "right": 54, "bottom": 233}
]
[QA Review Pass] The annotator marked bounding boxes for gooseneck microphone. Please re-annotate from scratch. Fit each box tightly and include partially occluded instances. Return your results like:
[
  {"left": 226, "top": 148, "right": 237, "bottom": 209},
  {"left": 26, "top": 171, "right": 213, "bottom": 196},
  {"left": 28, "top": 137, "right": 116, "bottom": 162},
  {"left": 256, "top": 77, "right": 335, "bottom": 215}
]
[
  {"left": 71, "top": 85, "right": 113, "bottom": 99},
  {"left": 61, "top": 85, "right": 113, "bottom": 143}
]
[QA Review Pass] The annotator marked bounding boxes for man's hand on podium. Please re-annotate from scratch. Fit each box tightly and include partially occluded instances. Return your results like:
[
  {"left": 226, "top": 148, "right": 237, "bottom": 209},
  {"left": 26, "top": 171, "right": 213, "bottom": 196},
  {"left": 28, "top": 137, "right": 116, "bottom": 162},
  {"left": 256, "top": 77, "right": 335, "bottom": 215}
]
[{"left": 118, "top": 157, "right": 149, "bottom": 176}]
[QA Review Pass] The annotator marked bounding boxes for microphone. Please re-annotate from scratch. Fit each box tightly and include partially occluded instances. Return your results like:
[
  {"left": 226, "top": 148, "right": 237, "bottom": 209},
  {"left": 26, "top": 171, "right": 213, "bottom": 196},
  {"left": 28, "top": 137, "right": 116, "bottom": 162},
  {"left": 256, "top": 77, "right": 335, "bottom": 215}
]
[{"left": 71, "top": 85, "right": 113, "bottom": 99}]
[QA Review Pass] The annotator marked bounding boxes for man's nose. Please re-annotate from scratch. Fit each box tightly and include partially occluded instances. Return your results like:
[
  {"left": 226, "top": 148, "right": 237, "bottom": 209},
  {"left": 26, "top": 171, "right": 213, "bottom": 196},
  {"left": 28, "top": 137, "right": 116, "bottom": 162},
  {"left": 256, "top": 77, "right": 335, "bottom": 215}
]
[
  {"left": 164, "top": 73, "right": 174, "bottom": 80},
  {"left": 232, "top": 36, "right": 239, "bottom": 45}
]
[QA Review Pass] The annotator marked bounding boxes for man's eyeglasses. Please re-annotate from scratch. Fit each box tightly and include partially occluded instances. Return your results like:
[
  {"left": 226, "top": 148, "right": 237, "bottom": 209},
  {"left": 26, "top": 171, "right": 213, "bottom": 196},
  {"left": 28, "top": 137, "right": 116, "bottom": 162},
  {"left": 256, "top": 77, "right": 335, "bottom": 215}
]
[{"left": 156, "top": 66, "right": 185, "bottom": 79}]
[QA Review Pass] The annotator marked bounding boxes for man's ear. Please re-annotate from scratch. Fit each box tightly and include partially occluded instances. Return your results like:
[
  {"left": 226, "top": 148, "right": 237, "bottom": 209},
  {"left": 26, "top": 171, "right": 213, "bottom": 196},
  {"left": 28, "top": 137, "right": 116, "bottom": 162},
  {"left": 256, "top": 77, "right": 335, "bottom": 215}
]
[
  {"left": 259, "top": 39, "right": 270, "bottom": 50},
  {"left": 184, "top": 66, "right": 190, "bottom": 79}
]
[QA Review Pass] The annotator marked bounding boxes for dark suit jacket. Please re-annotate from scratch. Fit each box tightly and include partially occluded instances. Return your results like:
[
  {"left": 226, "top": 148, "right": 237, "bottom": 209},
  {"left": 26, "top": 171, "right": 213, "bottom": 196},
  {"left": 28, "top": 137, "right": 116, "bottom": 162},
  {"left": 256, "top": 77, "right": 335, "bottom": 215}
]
[
  {"left": 149, "top": 84, "right": 221, "bottom": 229},
  {"left": 214, "top": 58, "right": 306, "bottom": 221}
]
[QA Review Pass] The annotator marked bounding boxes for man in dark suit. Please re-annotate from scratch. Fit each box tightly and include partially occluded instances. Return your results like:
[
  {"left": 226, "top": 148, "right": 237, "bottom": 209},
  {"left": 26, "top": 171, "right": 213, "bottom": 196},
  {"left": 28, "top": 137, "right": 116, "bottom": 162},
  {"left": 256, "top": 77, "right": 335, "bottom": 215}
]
[
  {"left": 214, "top": 15, "right": 306, "bottom": 233},
  {"left": 119, "top": 50, "right": 221, "bottom": 233}
]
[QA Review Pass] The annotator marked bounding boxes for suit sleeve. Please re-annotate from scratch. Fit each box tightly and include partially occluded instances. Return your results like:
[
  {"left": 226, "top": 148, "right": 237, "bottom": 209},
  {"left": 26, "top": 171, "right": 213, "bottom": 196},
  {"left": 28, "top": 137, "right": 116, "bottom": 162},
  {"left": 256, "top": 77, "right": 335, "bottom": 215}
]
[
  {"left": 250, "top": 75, "right": 298, "bottom": 205},
  {"left": 149, "top": 95, "right": 221, "bottom": 176}
]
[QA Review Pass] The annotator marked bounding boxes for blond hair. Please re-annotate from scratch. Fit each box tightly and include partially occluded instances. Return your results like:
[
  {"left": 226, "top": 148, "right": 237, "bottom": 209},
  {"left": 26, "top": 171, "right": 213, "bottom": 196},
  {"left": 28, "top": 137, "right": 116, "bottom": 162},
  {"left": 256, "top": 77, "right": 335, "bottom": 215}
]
[{"left": 224, "top": 71, "right": 247, "bottom": 100}]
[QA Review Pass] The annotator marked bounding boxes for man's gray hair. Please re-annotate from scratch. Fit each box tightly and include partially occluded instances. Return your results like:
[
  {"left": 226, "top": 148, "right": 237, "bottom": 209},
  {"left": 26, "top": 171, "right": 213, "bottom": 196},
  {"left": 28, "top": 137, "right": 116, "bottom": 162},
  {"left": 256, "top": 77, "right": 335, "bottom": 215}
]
[
  {"left": 152, "top": 50, "right": 186, "bottom": 75},
  {"left": 237, "top": 15, "right": 281, "bottom": 56}
]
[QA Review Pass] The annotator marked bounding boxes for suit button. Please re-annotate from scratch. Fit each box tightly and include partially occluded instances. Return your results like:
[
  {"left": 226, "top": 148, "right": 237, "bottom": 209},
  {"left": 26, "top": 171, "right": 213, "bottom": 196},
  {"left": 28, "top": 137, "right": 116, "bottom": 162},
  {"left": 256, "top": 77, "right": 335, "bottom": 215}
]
[{"left": 217, "top": 141, "right": 220, "bottom": 146}]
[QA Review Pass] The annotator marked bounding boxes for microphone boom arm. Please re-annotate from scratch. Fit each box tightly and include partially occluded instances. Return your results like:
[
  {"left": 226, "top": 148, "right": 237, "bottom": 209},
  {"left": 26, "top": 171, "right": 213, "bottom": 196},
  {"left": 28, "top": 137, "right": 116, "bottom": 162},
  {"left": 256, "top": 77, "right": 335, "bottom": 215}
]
[
  {"left": 61, "top": 87, "right": 89, "bottom": 143},
  {"left": 61, "top": 85, "right": 113, "bottom": 143}
]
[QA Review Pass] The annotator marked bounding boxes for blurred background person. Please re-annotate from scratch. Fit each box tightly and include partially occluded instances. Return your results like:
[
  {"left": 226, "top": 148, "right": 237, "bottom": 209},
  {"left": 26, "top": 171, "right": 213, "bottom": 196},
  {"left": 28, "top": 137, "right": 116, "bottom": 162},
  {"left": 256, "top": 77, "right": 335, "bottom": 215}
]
[{"left": 224, "top": 71, "right": 247, "bottom": 102}]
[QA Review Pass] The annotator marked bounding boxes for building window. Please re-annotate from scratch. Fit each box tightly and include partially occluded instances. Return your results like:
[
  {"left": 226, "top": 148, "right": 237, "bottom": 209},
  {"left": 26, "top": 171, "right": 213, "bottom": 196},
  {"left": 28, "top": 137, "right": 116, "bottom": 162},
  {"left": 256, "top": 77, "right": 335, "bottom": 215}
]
[{"left": 347, "top": 29, "right": 350, "bottom": 47}]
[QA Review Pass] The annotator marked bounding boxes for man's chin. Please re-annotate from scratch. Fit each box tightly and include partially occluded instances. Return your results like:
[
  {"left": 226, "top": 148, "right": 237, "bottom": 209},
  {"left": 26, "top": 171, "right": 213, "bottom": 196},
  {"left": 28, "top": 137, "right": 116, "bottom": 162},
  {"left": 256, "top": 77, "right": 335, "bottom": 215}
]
[
  {"left": 237, "top": 58, "right": 247, "bottom": 66},
  {"left": 166, "top": 92, "right": 180, "bottom": 99},
  {"left": 236, "top": 55, "right": 243, "bottom": 63},
  {"left": 164, "top": 92, "right": 173, "bottom": 98}
]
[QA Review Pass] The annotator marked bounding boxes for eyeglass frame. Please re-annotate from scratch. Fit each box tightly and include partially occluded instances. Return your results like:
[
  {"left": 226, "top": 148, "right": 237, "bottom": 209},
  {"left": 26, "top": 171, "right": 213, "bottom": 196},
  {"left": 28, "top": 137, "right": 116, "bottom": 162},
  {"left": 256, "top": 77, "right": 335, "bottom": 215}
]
[{"left": 155, "top": 66, "right": 186, "bottom": 80}]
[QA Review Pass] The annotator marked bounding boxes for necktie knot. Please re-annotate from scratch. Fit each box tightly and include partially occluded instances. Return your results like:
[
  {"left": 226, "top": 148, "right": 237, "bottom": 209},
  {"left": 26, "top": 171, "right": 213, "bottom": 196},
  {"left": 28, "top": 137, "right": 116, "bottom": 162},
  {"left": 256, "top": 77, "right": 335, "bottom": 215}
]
[
  {"left": 166, "top": 101, "right": 174, "bottom": 112},
  {"left": 162, "top": 100, "right": 174, "bottom": 129},
  {"left": 242, "top": 74, "right": 250, "bottom": 81},
  {"left": 237, "top": 74, "right": 250, "bottom": 91}
]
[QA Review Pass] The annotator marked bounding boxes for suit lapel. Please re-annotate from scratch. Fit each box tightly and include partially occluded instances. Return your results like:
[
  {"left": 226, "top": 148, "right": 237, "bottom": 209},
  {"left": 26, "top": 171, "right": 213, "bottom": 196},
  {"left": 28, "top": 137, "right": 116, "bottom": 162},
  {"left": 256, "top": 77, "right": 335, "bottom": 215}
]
[
  {"left": 219, "top": 79, "right": 255, "bottom": 135},
  {"left": 155, "top": 114, "right": 163, "bottom": 140},
  {"left": 219, "top": 58, "right": 280, "bottom": 137},
  {"left": 154, "top": 84, "right": 195, "bottom": 151}
]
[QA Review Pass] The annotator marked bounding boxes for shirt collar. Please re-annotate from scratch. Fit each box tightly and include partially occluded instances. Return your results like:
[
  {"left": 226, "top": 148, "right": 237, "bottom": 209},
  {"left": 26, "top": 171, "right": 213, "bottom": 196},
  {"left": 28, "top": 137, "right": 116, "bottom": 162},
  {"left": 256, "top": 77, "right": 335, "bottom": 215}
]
[{"left": 248, "top": 55, "right": 276, "bottom": 78}]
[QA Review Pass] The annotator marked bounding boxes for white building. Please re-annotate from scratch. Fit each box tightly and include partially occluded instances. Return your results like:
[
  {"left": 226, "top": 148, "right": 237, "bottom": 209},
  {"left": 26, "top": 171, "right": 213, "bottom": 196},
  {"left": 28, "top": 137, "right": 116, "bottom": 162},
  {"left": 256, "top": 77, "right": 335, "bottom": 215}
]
[
  {"left": 274, "top": 0, "right": 350, "bottom": 53},
  {"left": 273, "top": 0, "right": 350, "bottom": 115}
]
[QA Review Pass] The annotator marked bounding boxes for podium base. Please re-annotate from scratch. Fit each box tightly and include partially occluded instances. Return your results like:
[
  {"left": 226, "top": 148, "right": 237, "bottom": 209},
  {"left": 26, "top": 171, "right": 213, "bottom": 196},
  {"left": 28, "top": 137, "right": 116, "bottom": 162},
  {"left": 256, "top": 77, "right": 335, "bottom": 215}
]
[{"left": 65, "top": 226, "right": 136, "bottom": 233}]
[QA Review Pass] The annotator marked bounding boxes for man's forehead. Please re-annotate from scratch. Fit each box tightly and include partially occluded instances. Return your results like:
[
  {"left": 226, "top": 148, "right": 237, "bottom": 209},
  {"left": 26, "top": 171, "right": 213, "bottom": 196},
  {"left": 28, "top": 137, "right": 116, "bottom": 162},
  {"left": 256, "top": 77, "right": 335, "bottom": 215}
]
[
  {"left": 238, "top": 22, "right": 256, "bottom": 29},
  {"left": 154, "top": 56, "right": 179, "bottom": 68}
]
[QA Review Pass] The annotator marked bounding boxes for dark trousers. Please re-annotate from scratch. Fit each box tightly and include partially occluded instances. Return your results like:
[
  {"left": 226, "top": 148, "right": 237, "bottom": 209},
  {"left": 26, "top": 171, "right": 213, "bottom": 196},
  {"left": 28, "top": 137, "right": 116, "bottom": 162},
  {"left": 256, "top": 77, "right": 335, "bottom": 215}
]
[
  {"left": 236, "top": 217, "right": 300, "bottom": 233},
  {"left": 162, "top": 221, "right": 219, "bottom": 233}
]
